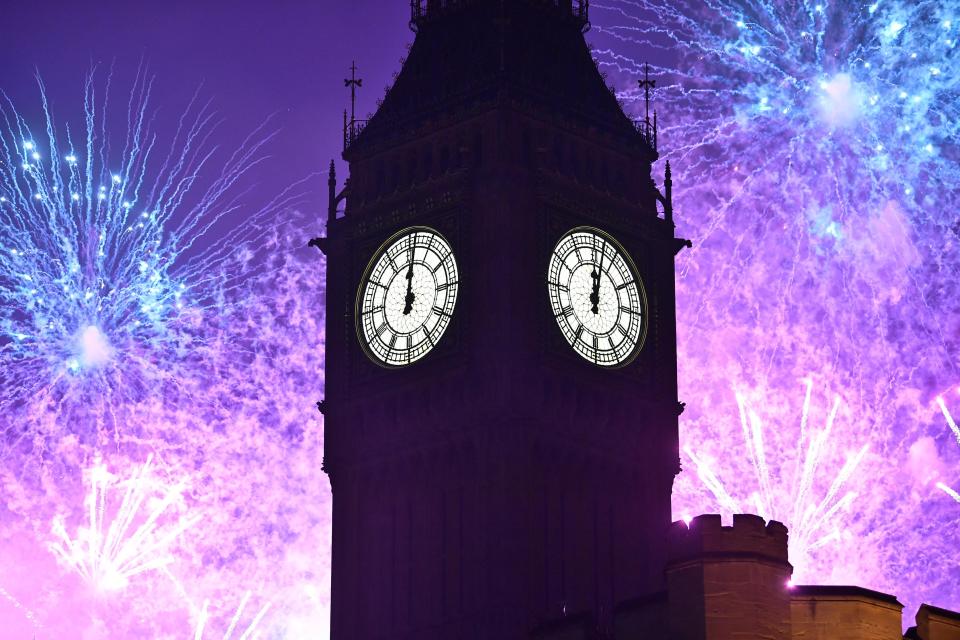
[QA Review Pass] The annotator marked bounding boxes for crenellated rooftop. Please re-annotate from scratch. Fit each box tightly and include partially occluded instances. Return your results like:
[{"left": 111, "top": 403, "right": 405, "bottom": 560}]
[{"left": 668, "top": 513, "right": 791, "bottom": 568}]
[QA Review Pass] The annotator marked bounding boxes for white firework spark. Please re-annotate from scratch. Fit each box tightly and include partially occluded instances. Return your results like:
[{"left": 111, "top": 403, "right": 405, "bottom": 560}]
[
  {"left": 193, "top": 592, "right": 272, "bottom": 640},
  {"left": 48, "top": 453, "right": 198, "bottom": 593},
  {"left": 684, "top": 377, "right": 869, "bottom": 579},
  {"left": 936, "top": 392, "right": 960, "bottom": 504}
]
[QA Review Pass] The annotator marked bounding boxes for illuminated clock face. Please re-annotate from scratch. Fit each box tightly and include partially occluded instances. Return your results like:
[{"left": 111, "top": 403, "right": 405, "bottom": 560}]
[
  {"left": 356, "top": 227, "right": 459, "bottom": 367},
  {"left": 547, "top": 227, "right": 646, "bottom": 367}
]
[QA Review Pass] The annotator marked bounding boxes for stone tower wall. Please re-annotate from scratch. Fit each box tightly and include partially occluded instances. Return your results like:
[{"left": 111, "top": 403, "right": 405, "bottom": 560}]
[{"left": 665, "top": 513, "right": 793, "bottom": 640}]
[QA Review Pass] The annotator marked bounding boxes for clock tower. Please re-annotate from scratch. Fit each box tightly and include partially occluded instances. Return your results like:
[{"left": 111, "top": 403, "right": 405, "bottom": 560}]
[{"left": 319, "top": 1, "right": 689, "bottom": 637}]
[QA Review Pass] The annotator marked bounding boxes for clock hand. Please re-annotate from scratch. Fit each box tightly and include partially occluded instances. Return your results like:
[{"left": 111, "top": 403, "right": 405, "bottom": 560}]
[
  {"left": 402, "top": 236, "right": 416, "bottom": 315},
  {"left": 590, "top": 240, "right": 604, "bottom": 315}
]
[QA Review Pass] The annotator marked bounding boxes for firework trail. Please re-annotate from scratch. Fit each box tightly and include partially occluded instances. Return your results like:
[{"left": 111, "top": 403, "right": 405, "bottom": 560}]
[
  {"left": 193, "top": 592, "right": 271, "bottom": 640},
  {"left": 588, "top": 0, "right": 960, "bottom": 611},
  {"left": 0, "top": 71, "right": 329, "bottom": 638},
  {"left": 685, "top": 378, "right": 868, "bottom": 580},
  {"left": 936, "top": 392, "right": 960, "bottom": 504}
]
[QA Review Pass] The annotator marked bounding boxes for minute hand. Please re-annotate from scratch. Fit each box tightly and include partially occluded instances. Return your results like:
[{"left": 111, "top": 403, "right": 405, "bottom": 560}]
[
  {"left": 402, "top": 240, "right": 416, "bottom": 315},
  {"left": 590, "top": 241, "right": 606, "bottom": 315}
]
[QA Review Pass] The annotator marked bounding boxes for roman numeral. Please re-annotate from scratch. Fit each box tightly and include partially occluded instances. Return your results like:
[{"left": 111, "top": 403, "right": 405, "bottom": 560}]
[
  {"left": 364, "top": 305, "right": 384, "bottom": 315},
  {"left": 437, "top": 281, "right": 456, "bottom": 291},
  {"left": 560, "top": 304, "right": 574, "bottom": 318},
  {"left": 574, "top": 324, "right": 584, "bottom": 341},
  {"left": 377, "top": 323, "right": 389, "bottom": 337},
  {"left": 433, "top": 305, "right": 451, "bottom": 317},
  {"left": 620, "top": 305, "right": 638, "bottom": 315},
  {"left": 548, "top": 280, "right": 569, "bottom": 292}
]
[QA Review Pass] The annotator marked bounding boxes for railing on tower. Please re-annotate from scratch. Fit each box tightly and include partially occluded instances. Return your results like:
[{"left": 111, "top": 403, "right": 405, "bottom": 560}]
[
  {"left": 635, "top": 62, "right": 658, "bottom": 153},
  {"left": 342, "top": 61, "right": 368, "bottom": 152},
  {"left": 344, "top": 111, "right": 369, "bottom": 152},
  {"left": 634, "top": 112, "right": 657, "bottom": 153},
  {"left": 410, "top": 0, "right": 589, "bottom": 31}
]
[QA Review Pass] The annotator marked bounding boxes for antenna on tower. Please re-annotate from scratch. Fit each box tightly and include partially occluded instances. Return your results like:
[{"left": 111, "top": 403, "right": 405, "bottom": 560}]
[
  {"left": 346, "top": 60, "right": 362, "bottom": 125},
  {"left": 638, "top": 62, "right": 658, "bottom": 151},
  {"left": 343, "top": 61, "right": 367, "bottom": 151}
]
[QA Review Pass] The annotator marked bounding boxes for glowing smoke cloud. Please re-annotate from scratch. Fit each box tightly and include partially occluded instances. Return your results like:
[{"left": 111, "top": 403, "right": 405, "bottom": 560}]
[
  {"left": 590, "top": 0, "right": 960, "bottom": 611},
  {"left": 0, "top": 73, "right": 329, "bottom": 638}
]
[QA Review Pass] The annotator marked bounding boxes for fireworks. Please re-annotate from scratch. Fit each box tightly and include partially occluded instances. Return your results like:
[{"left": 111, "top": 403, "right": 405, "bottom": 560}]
[
  {"left": 590, "top": 0, "right": 960, "bottom": 611},
  {"left": 684, "top": 378, "right": 868, "bottom": 579},
  {"left": 49, "top": 454, "right": 197, "bottom": 593},
  {"left": 0, "top": 71, "right": 302, "bottom": 449},
  {"left": 0, "top": 72, "right": 329, "bottom": 638}
]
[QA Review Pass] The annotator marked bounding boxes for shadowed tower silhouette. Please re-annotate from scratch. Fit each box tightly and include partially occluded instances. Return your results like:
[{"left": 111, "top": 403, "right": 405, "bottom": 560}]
[{"left": 318, "top": 1, "right": 687, "bottom": 637}]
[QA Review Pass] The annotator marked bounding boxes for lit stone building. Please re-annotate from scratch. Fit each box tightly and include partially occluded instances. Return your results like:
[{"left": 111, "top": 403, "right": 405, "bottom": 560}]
[{"left": 535, "top": 514, "right": 960, "bottom": 640}]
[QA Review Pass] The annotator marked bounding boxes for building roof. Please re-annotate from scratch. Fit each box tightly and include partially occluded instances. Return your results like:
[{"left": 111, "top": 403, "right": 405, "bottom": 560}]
[
  {"left": 790, "top": 584, "right": 904, "bottom": 608},
  {"left": 348, "top": 0, "right": 645, "bottom": 157}
]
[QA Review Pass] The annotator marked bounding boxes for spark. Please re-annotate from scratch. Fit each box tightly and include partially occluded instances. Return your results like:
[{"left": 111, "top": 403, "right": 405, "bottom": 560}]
[
  {"left": 684, "top": 378, "right": 868, "bottom": 580},
  {"left": 48, "top": 454, "right": 198, "bottom": 593},
  {"left": 0, "top": 585, "right": 42, "bottom": 632},
  {"left": 193, "top": 592, "right": 272, "bottom": 640},
  {"left": 939, "top": 483, "right": 960, "bottom": 504},
  {"left": 936, "top": 393, "right": 960, "bottom": 503}
]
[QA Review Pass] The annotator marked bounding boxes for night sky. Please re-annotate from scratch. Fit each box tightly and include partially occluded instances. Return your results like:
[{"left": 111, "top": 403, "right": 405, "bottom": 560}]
[{"left": 2, "top": 0, "right": 414, "bottom": 216}]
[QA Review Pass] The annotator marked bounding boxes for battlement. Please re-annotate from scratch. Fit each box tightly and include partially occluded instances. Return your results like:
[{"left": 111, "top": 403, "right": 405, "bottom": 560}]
[{"left": 668, "top": 513, "right": 790, "bottom": 569}]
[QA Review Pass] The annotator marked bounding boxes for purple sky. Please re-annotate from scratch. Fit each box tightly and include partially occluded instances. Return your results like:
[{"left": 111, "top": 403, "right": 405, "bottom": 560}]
[{"left": 2, "top": 0, "right": 415, "bottom": 217}]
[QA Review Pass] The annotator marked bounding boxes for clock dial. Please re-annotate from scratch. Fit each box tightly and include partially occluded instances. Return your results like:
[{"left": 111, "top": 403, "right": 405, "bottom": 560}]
[
  {"left": 357, "top": 227, "right": 459, "bottom": 367},
  {"left": 547, "top": 227, "right": 646, "bottom": 367}
]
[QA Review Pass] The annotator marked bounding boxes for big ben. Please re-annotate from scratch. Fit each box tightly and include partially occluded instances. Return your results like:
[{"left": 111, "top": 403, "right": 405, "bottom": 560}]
[{"left": 319, "top": 1, "right": 688, "bottom": 637}]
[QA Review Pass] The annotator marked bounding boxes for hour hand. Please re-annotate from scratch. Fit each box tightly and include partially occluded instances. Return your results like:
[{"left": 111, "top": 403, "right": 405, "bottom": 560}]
[
  {"left": 589, "top": 268, "right": 600, "bottom": 314},
  {"left": 402, "top": 260, "right": 415, "bottom": 315}
]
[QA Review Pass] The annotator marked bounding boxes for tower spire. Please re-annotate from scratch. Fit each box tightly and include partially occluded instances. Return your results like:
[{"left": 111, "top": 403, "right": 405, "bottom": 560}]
[
  {"left": 639, "top": 62, "right": 656, "bottom": 130},
  {"left": 638, "top": 62, "right": 658, "bottom": 150},
  {"left": 343, "top": 61, "right": 366, "bottom": 150},
  {"left": 345, "top": 60, "right": 362, "bottom": 127}
]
